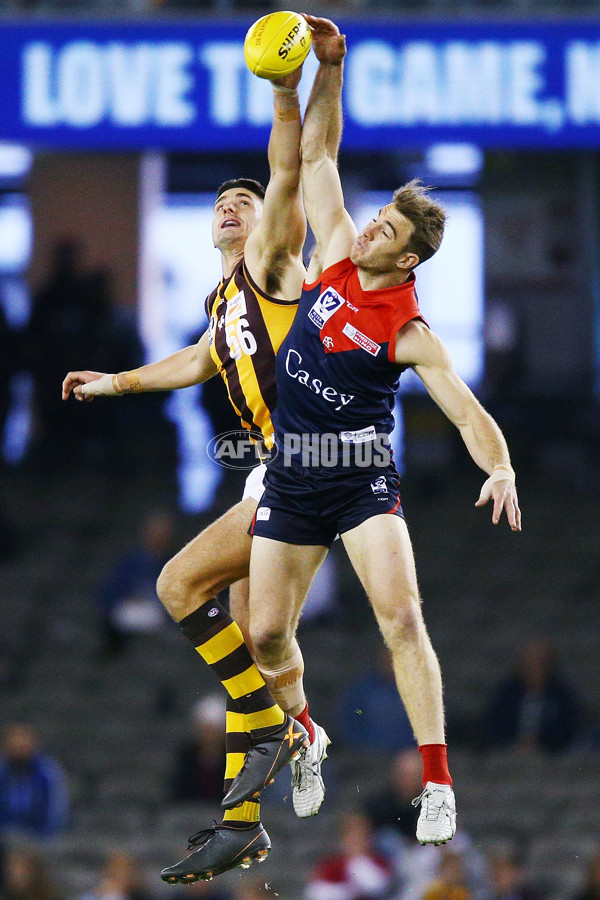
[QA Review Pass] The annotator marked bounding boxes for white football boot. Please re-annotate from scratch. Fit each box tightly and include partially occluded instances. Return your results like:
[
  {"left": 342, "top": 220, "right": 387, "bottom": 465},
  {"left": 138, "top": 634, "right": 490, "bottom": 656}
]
[
  {"left": 413, "top": 782, "right": 457, "bottom": 845},
  {"left": 290, "top": 721, "right": 331, "bottom": 817}
]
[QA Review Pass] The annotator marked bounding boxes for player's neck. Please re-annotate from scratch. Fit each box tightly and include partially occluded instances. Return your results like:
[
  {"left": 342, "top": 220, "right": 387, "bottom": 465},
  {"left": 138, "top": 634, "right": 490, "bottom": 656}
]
[
  {"left": 221, "top": 247, "right": 245, "bottom": 279},
  {"left": 356, "top": 266, "right": 411, "bottom": 292}
]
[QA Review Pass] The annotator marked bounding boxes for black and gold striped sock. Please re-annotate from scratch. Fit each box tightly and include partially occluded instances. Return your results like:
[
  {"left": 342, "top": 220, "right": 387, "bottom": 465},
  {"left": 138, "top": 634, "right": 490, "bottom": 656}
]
[
  {"left": 180, "top": 602, "right": 286, "bottom": 733},
  {"left": 222, "top": 695, "right": 260, "bottom": 827}
]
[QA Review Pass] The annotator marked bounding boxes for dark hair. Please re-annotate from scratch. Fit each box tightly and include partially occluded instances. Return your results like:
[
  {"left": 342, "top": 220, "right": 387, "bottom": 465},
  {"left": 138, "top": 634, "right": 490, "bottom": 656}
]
[
  {"left": 393, "top": 178, "right": 447, "bottom": 267},
  {"left": 215, "top": 178, "right": 266, "bottom": 204}
]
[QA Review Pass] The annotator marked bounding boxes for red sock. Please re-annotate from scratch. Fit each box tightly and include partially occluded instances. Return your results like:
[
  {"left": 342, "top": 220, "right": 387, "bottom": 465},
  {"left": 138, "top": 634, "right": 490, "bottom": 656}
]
[
  {"left": 294, "top": 703, "right": 315, "bottom": 743},
  {"left": 419, "top": 743, "right": 452, "bottom": 788}
]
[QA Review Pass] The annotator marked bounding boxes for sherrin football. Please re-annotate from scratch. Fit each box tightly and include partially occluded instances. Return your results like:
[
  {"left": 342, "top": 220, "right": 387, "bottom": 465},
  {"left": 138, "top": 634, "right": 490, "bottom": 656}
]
[{"left": 244, "top": 11, "right": 312, "bottom": 80}]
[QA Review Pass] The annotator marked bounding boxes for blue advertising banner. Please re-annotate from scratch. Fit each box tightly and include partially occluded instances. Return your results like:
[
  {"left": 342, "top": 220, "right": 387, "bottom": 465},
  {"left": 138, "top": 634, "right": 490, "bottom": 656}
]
[{"left": 0, "top": 19, "right": 599, "bottom": 150}]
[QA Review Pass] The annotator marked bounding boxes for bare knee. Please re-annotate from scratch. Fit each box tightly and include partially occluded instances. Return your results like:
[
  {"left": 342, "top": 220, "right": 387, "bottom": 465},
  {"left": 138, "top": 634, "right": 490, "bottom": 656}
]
[
  {"left": 379, "top": 597, "right": 425, "bottom": 651},
  {"left": 250, "top": 624, "right": 293, "bottom": 670},
  {"left": 156, "top": 555, "right": 214, "bottom": 621},
  {"left": 156, "top": 558, "right": 185, "bottom": 620}
]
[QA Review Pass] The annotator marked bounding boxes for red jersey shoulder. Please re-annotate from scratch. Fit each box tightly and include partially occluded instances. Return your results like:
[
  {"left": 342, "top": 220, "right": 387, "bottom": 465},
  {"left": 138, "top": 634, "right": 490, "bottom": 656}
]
[{"left": 307, "top": 259, "right": 424, "bottom": 357}]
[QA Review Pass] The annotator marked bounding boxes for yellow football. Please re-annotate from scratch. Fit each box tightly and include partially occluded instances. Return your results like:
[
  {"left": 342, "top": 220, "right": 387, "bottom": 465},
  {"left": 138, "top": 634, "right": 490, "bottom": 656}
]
[{"left": 244, "top": 11, "right": 312, "bottom": 80}]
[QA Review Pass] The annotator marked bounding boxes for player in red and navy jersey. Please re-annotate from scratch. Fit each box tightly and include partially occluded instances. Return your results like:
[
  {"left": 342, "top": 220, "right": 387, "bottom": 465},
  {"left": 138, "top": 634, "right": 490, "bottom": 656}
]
[{"left": 241, "top": 19, "right": 522, "bottom": 846}]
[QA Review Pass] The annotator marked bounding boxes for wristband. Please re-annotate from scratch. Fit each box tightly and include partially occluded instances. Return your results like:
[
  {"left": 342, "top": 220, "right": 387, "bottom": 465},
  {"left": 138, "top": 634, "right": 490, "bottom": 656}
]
[
  {"left": 116, "top": 370, "right": 144, "bottom": 393},
  {"left": 272, "top": 84, "right": 298, "bottom": 95},
  {"left": 492, "top": 464, "right": 515, "bottom": 481}
]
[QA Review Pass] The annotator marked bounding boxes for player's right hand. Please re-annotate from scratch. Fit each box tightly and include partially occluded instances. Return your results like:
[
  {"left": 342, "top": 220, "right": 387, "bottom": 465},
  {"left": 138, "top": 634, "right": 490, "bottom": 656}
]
[
  {"left": 272, "top": 64, "right": 303, "bottom": 92},
  {"left": 62, "top": 370, "right": 116, "bottom": 402},
  {"left": 302, "top": 14, "right": 346, "bottom": 66}
]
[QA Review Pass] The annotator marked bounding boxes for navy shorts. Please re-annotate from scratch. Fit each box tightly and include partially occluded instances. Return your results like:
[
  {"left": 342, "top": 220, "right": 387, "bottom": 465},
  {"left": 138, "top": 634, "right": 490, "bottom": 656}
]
[{"left": 249, "top": 455, "right": 405, "bottom": 548}]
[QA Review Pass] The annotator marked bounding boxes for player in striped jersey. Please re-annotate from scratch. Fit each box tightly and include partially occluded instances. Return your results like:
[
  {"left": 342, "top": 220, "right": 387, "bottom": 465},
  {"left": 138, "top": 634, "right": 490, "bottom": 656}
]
[{"left": 61, "top": 21, "right": 343, "bottom": 882}]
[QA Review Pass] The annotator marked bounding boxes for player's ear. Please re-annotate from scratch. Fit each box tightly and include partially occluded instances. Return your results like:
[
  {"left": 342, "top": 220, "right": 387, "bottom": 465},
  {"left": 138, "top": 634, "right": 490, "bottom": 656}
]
[{"left": 396, "top": 251, "right": 419, "bottom": 271}]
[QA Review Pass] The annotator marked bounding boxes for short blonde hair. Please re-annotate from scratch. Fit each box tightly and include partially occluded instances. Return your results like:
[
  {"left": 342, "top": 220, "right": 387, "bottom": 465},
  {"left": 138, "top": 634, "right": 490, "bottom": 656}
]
[{"left": 393, "top": 179, "right": 446, "bottom": 267}]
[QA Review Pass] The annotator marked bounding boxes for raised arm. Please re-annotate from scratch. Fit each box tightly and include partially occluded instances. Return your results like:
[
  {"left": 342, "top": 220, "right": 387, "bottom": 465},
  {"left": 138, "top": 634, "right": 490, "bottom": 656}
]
[
  {"left": 62, "top": 330, "right": 218, "bottom": 401},
  {"left": 244, "top": 68, "right": 306, "bottom": 289},
  {"left": 395, "top": 320, "right": 521, "bottom": 531},
  {"left": 300, "top": 16, "right": 356, "bottom": 281}
]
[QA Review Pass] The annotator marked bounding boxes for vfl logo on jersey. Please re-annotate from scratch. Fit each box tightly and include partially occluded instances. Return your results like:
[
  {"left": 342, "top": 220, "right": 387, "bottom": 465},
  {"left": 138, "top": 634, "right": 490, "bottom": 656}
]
[
  {"left": 225, "top": 291, "right": 247, "bottom": 324},
  {"left": 342, "top": 323, "right": 381, "bottom": 357},
  {"left": 207, "top": 316, "right": 216, "bottom": 347},
  {"left": 308, "top": 287, "right": 345, "bottom": 329},
  {"left": 371, "top": 476, "right": 388, "bottom": 495}
]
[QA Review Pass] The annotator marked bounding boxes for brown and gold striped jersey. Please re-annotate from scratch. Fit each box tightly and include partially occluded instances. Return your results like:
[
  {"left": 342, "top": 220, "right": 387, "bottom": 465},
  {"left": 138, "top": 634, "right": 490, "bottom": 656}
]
[{"left": 205, "top": 257, "right": 299, "bottom": 448}]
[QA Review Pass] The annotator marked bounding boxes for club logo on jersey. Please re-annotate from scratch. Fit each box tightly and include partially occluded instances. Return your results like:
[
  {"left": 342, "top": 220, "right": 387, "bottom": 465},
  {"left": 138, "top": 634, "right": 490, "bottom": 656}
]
[
  {"left": 225, "top": 291, "right": 247, "bottom": 324},
  {"left": 371, "top": 475, "right": 388, "bottom": 495},
  {"left": 342, "top": 323, "right": 381, "bottom": 357},
  {"left": 308, "top": 287, "right": 345, "bottom": 329}
]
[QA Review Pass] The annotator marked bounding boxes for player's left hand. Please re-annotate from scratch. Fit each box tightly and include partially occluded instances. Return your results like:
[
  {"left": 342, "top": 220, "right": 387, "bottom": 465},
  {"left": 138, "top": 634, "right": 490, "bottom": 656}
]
[
  {"left": 475, "top": 472, "right": 521, "bottom": 531},
  {"left": 302, "top": 14, "right": 346, "bottom": 66}
]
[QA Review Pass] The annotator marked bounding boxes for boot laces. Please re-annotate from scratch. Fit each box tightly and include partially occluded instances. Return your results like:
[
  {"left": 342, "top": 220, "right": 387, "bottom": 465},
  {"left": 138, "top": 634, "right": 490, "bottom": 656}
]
[{"left": 187, "top": 824, "right": 219, "bottom": 850}]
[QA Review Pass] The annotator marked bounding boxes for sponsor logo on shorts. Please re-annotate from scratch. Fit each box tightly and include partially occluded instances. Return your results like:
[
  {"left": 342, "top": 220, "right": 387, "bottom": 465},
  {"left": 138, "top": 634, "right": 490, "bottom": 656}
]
[
  {"left": 308, "top": 287, "right": 345, "bottom": 329},
  {"left": 342, "top": 322, "right": 381, "bottom": 357},
  {"left": 371, "top": 475, "right": 388, "bottom": 494},
  {"left": 256, "top": 507, "right": 271, "bottom": 521}
]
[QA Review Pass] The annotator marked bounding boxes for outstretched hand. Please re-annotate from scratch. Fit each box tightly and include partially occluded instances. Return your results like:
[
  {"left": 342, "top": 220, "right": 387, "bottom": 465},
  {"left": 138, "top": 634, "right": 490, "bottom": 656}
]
[
  {"left": 62, "top": 370, "right": 117, "bottom": 401},
  {"left": 475, "top": 473, "right": 521, "bottom": 531},
  {"left": 302, "top": 14, "right": 346, "bottom": 65},
  {"left": 271, "top": 65, "right": 304, "bottom": 93}
]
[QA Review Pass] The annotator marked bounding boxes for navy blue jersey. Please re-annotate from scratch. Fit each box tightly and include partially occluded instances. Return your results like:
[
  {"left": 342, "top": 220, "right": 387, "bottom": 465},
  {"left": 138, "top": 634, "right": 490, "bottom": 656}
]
[{"left": 273, "top": 257, "right": 425, "bottom": 446}]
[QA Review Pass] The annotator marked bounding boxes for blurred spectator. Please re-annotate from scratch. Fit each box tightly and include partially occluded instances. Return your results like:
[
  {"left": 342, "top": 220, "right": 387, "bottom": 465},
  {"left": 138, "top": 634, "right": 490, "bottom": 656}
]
[
  {"left": 304, "top": 809, "right": 393, "bottom": 900},
  {"left": 570, "top": 847, "right": 600, "bottom": 900},
  {"left": 0, "top": 723, "right": 69, "bottom": 840},
  {"left": 25, "top": 237, "right": 114, "bottom": 472},
  {"left": 479, "top": 638, "right": 581, "bottom": 753},
  {"left": 78, "top": 850, "right": 153, "bottom": 900},
  {"left": 170, "top": 694, "right": 226, "bottom": 804},
  {"left": 363, "top": 747, "right": 422, "bottom": 842},
  {"left": 96, "top": 509, "right": 177, "bottom": 658},
  {"left": 421, "top": 846, "right": 473, "bottom": 900},
  {"left": 487, "top": 846, "right": 543, "bottom": 900},
  {"left": 1, "top": 843, "right": 63, "bottom": 900},
  {"left": 336, "top": 646, "right": 414, "bottom": 751}
]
